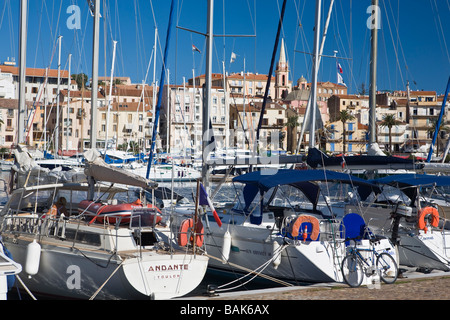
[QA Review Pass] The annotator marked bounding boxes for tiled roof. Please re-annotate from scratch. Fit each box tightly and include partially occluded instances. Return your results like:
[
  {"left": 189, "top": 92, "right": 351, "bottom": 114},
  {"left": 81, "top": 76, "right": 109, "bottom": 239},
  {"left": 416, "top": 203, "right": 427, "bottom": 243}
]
[
  {"left": 60, "top": 89, "right": 105, "bottom": 99},
  {"left": 0, "top": 98, "right": 33, "bottom": 109},
  {"left": 0, "top": 65, "right": 69, "bottom": 78}
]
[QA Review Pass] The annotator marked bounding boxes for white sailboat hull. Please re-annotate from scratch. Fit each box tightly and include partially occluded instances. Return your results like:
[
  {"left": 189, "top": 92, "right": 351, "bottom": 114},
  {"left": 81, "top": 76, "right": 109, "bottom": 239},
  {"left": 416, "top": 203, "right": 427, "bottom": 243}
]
[
  {"left": 398, "top": 230, "right": 450, "bottom": 271},
  {"left": 198, "top": 212, "right": 346, "bottom": 283},
  {"left": 4, "top": 236, "right": 208, "bottom": 300},
  {"left": 205, "top": 225, "right": 344, "bottom": 283},
  {"left": 129, "top": 164, "right": 202, "bottom": 182}
]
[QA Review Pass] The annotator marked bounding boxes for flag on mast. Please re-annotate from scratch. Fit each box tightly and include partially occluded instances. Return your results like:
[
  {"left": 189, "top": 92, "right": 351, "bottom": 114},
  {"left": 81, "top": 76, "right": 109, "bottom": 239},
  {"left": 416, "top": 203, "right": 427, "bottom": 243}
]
[
  {"left": 199, "top": 183, "right": 222, "bottom": 227},
  {"left": 337, "top": 62, "right": 346, "bottom": 86},
  {"left": 192, "top": 45, "right": 201, "bottom": 53},
  {"left": 230, "top": 52, "right": 237, "bottom": 64}
]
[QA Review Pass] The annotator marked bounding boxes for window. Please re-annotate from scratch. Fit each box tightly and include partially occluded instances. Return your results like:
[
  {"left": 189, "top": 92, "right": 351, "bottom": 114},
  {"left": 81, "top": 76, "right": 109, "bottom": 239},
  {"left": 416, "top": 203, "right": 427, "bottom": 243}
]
[
  {"left": 128, "top": 114, "right": 133, "bottom": 123},
  {"left": 102, "top": 113, "right": 106, "bottom": 120}
]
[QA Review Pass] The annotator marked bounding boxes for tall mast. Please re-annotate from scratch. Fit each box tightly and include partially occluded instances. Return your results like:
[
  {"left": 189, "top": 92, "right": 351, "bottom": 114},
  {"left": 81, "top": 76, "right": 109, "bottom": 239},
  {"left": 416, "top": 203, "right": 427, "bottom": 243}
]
[
  {"left": 55, "top": 35, "right": 62, "bottom": 156},
  {"left": 90, "top": 0, "right": 100, "bottom": 150},
  {"left": 368, "top": 0, "right": 379, "bottom": 145},
  {"left": 309, "top": 0, "right": 322, "bottom": 148},
  {"left": 66, "top": 54, "right": 72, "bottom": 152},
  {"left": 17, "top": 0, "right": 28, "bottom": 145},
  {"left": 105, "top": 40, "right": 117, "bottom": 154},
  {"left": 202, "top": 0, "right": 214, "bottom": 191}
]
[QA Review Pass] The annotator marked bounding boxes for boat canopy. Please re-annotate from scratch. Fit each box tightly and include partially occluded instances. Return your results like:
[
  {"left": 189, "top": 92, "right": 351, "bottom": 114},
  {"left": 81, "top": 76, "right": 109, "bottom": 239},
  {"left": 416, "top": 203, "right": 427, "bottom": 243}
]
[
  {"left": 233, "top": 169, "right": 381, "bottom": 213},
  {"left": 371, "top": 174, "right": 450, "bottom": 188},
  {"left": 371, "top": 174, "right": 450, "bottom": 205}
]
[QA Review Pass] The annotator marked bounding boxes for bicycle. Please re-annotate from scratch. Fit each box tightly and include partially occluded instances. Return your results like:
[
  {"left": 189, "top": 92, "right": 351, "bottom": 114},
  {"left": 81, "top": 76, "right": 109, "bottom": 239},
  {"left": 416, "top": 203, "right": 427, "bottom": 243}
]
[{"left": 341, "top": 236, "right": 398, "bottom": 288}]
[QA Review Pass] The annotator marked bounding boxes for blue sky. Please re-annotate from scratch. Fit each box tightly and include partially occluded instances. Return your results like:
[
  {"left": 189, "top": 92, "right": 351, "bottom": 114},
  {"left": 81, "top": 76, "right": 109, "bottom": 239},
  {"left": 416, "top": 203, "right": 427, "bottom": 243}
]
[{"left": 1, "top": 0, "right": 449, "bottom": 95}]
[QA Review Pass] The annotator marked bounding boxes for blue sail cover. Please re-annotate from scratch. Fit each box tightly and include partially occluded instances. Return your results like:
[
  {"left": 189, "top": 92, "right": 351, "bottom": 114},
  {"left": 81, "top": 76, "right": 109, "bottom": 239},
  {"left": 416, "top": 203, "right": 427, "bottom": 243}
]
[{"left": 233, "top": 169, "right": 380, "bottom": 211}]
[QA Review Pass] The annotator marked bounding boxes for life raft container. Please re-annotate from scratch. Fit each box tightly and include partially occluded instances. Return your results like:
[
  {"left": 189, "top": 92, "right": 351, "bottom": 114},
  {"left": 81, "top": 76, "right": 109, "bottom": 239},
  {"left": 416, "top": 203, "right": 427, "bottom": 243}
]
[
  {"left": 178, "top": 218, "right": 204, "bottom": 247},
  {"left": 288, "top": 215, "right": 320, "bottom": 241},
  {"left": 417, "top": 206, "right": 439, "bottom": 233},
  {"left": 78, "top": 199, "right": 162, "bottom": 225}
]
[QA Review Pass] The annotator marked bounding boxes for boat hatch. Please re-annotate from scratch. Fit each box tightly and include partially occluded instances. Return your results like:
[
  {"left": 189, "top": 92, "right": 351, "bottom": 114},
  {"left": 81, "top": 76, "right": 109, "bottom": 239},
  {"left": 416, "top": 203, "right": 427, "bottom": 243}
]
[{"left": 133, "top": 230, "right": 158, "bottom": 246}]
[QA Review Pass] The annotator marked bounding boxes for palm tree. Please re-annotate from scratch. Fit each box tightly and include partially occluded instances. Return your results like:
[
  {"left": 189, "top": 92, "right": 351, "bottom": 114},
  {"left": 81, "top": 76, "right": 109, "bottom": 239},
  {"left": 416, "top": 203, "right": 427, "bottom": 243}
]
[
  {"left": 338, "top": 110, "right": 355, "bottom": 154},
  {"left": 380, "top": 114, "right": 400, "bottom": 154},
  {"left": 428, "top": 119, "right": 450, "bottom": 157}
]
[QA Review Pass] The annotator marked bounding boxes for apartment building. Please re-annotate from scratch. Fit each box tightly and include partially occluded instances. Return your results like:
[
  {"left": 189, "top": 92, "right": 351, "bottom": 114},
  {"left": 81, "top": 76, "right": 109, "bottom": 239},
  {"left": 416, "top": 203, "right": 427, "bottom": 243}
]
[
  {"left": 0, "top": 99, "right": 33, "bottom": 148},
  {"left": 229, "top": 101, "right": 292, "bottom": 151},
  {"left": 160, "top": 84, "right": 229, "bottom": 154},
  {"left": 326, "top": 94, "right": 370, "bottom": 154},
  {"left": 0, "top": 63, "right": 70, "bottom": 105}
]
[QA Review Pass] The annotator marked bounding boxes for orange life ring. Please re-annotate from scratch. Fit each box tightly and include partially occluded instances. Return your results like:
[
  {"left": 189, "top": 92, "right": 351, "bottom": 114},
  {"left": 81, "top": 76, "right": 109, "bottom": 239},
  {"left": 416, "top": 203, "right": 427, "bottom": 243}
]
[
  {"left": 417, "top": 206, "right": 439, "bottom": 232},
  {"left": 178, "top": 218, "right": 204, "bottom": 247},
  {"left": 289, "top": 215, "right": 320, "bottom": 241}
]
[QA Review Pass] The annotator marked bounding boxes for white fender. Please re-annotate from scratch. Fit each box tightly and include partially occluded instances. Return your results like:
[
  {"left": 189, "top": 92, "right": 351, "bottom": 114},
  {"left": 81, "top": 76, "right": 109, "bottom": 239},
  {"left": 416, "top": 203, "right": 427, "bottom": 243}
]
[
  {"left": 272, "top": 240, "right": 282, "bottom": 269},
  {"left": 221, "top": 230, "right": 232, "bottom": 263},
  {"left": 25, "top": 240, "right": 41, "bottom": 276}
]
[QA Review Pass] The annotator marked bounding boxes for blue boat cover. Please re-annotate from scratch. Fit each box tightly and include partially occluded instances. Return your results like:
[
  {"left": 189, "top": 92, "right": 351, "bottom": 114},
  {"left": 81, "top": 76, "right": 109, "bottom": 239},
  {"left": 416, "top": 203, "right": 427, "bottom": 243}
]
[
  {"left": 371, "top": 174, "right": 450, "bottom": 187},
  {"left": 233, "top": 169, "right": 380, "bottom": 211},
  {"left": 371, "top": 173, "right": 450, "bottom": 205}
]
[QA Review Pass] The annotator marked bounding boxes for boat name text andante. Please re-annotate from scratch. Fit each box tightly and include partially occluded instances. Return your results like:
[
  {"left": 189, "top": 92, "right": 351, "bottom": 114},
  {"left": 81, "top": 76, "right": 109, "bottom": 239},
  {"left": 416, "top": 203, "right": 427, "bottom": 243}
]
[{"left": 148, "top": 264, "right": 189, "bottom": 272}]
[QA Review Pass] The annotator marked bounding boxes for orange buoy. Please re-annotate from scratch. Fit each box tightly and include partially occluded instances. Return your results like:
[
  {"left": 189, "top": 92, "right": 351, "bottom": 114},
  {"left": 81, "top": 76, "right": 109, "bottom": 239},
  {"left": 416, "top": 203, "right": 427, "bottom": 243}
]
[
  {"left": 289, "top": 215, "right": 320, "bottom": 241},
  {"left": 417, "top": 207, "right": 439, "bottom": 233},
  {"left": 178, "top": 218, "right": 204, "bottom": 247}
]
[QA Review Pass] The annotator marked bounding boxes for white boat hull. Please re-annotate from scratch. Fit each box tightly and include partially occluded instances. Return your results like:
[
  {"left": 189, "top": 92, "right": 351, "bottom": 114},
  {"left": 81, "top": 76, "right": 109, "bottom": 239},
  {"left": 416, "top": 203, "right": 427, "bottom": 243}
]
[
  {"left": 5, "top": 238, "right": 208, "bottom": 300},
  {"left": 199, "top": 212, "right": 347, "bottom": 284},
  {"left": 127, "top": 165, "right": 202, "bottom": 182},
  {"left": 398, "top": 230, "right": 450, "bottom": 271},
  {"left": 205, "top": 226, "right": 344, "bottom": 283}
]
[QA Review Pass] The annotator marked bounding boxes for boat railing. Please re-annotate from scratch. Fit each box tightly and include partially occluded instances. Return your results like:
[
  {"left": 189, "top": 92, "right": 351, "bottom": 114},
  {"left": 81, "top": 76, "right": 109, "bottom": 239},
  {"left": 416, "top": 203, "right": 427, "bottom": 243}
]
[
  {"left": 1, "top": 213, "right": 69, "bottom": 240},
  {"left": 318, "top": 218, "right": 345, "bottom": 243}
]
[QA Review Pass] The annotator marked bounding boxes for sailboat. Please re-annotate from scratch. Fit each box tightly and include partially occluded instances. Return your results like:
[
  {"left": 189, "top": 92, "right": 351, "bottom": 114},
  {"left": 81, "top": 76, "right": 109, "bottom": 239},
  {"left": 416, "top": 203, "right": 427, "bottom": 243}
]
[
  {"left": 0, "top": 147, "right": 208, "bottom": 299},
  {"left": 1, "top": 0, "right": 208, "bottom": 300},
  {"left": 344, "top": 173, "right": 450, "bottom": 272},
  {"left": 171, "top": 0, "right": 397, "bottom": 288}
]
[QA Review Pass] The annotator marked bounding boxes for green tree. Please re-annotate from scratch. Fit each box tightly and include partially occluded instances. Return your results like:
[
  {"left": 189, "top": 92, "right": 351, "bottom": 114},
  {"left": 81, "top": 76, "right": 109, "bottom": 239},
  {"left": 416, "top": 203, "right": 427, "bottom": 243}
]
[
  {"left": 338, "top": 109, "right": 355, "bottom": 154},
  {"left": 380, "top": 114, "right": 401, "bottom": 154},
  {"left": 358, "top": 82, "right": 367, "bottom": 95},
  {"left": 72, "top": 73, "right": 88, "bottom": 90},
  {"left": 0, "top": 147, "right": 7, "bottom": 159},
  {"left": 428, "top": 119, "right": 450, "bottom": 157}
]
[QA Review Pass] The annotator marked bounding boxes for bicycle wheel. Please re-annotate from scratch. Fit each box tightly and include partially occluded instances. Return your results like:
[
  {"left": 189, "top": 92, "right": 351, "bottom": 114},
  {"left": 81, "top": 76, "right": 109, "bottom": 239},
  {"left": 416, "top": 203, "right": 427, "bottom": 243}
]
[
  {"left": 376, "top": 253, "right": 398, "bottom": 284},
  {"left": 341, "top": 254, "right": 364, "bottom": 288}
]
